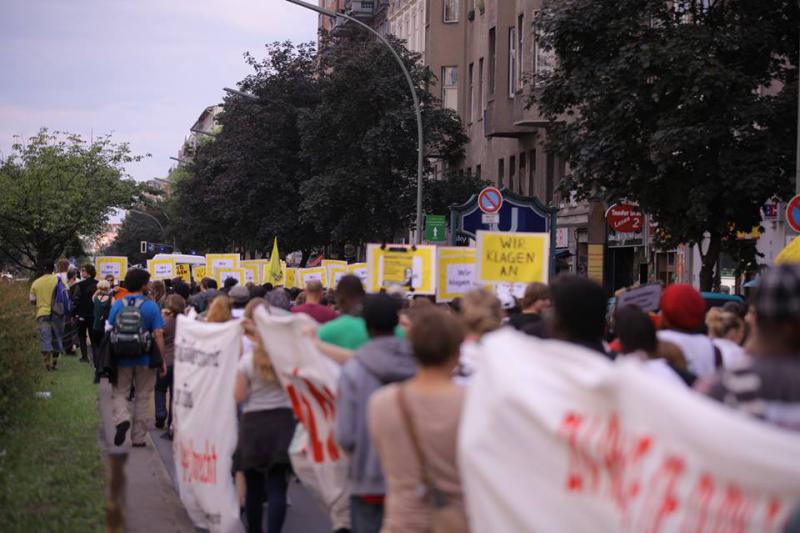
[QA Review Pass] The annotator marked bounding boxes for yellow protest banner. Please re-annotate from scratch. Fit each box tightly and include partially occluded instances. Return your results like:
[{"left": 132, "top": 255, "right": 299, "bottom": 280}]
[
  {"left": 476, "top": 231, "right": 550, "bottom": 284},
  {"left": 147, "top": 258, "right": 177, "bottom": 280},
  {"left": 297, "top": 267, "right": 327, "bottom": 289},
  {"left": 192, "top": 265, "right": 206, "bottom": 283},
  {"left": 175, "top": 263, "right": 192, "bottom": 284},
  {"left": 284, "top": 268, "right": 297, "bottom": 289},
  {"left": 347, "top": 262, "right": 368, "bottom": 285},
  {"left": 215, "top": 267, "right": 246, "bottom": 287},
  {"left": 205, "top": 253, "right": 239, "bottom": 277},
  {"left": 366, "top": 244, "right": 437, "bottom": 295},
  {"left": 241, "top": 260, "right": 262, "bottom": 285},
  {"left": 437, "top": 247, "right": 478, "bottom": 303},
  {"left": 95, "top": 256, "right": 127, "bottom": 282},
  {"left": 322, "top": 260, "right": 348, "bottom": 289}
]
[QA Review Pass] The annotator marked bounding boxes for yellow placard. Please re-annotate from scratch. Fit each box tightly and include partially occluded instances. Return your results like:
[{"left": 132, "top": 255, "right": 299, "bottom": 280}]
[
  {"left": 205, "top": 253, "right": 240, "bottom": 277},
  {"left": 588, "top": 244, "right": 604, "bottom": 283},
  {"left": 366, "top": 244, "right": 437, "bottom": 295},
  {"left": 476, "top": 231, "right": 550, "bottom": 284},
  {"left": 347, "top": 262, "right": 368, "bottom": 286},
  {"left": 175, "top": 264, "right": 192, "bottom": 284},
  {"left": 322, "top": 259, "right": 347, "bottom": 289},
  {"left": 215, "top": 267, "right": 246, "bottom": 287},
  {"left": 95, "top": 256, "right": 128, "bottom": 282},
  {"left": 192, "top": 265, "right": 206, "bottom": 283},
  {"left": 146, "top": 258, "right": 177, "bottom": 280},
  {"left": 241, "top": 260, "right": 262, "bottom": 285},
  {"left": 776, "top": 236, "right": 800, "bottom": 265},
  {"left": 284, "top": 268, "right": 297, "bottom": 289},
  {"left": 437, "top": 247, "right": 477, "bottom": 302},
  {"left": 297, "top": 267, "right": 327, "bottom": 289}
]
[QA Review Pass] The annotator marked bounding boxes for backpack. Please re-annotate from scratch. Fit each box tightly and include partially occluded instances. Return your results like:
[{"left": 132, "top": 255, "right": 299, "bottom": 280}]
[
  {"left": 50, "top": 277, "right": 72, "bottom": 317},
  {"left": 110, "top": 298, "right": 152, "bottom": 358}
]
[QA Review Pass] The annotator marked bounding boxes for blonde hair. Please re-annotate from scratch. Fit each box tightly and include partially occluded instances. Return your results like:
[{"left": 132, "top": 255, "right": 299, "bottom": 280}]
[
  {"left": 242, "top": 297, "right": 276, "bottom": 382},
  {"left": 206, "top": 295, "right": 232, "bottom": 323},
  {"left": 460, "top": 289, "right": 503, "bottom": 336},
  {"left": 97, "top": 280, "right": 111, "bottom": 291},
  {"left": 706, "top": 308, "right": 743, "bottom": 339}
]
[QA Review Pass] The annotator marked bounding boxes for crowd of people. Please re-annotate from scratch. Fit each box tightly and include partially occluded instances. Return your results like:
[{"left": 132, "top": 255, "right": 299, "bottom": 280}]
[{"left": 28, "top": 258, "right": 800, "bottom": 532}]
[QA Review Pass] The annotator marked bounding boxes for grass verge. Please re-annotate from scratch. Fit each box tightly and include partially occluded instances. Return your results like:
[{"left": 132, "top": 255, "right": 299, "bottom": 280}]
[{"left": 0, "top": 303, "right": 105, "bottom": 531}]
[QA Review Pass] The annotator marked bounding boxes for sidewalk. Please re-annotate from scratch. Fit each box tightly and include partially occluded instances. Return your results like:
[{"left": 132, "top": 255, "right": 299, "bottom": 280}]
[{"left": 98, "top": 379, "right": 196, "bottom": 533}]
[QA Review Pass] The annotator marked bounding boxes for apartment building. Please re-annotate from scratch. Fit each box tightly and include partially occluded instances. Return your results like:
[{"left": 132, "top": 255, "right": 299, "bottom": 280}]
[{"left": 328, "top": 0, "right": 603, "bottom": 280}]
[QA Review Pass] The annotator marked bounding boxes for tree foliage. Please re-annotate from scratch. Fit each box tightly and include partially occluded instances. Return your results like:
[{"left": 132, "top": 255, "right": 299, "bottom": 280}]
[
  {"left": 534, "top": 0, "right": 798, "bottom": 289},
  {"left": 104, "top": 202, "right": 169, "bottom": 264},
  {"left": 0, "top": 130, "right": 140, "bottom": 273},
  {"left": 167, "top": 31, "right": 468, "bottom": 259}
]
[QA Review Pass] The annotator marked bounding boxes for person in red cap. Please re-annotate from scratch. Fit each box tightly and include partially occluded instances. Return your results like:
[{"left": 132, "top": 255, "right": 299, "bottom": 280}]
[{"left": 657, "top": 284, "right": 720, "bottom": 380}]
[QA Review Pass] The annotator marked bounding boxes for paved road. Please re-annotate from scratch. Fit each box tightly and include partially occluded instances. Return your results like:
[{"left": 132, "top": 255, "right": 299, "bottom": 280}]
[
  {"left": 150, "top": 427, "right": 332, "bottom": 533},
  {"left": 99, "top": 377, "right": 331, "bottom": 532}
]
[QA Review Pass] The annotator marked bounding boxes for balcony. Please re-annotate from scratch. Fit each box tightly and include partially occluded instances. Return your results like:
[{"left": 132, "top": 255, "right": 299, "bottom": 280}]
[{"left": 348, "top": 0, "right": 376, "bottom": 18}]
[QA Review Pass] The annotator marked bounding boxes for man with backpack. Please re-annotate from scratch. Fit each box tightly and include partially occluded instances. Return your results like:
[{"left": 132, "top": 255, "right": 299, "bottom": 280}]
[
  {"left": 107, "top": 268, "right": 166, "bottom": 447},
  {"left": 29, "top": 259, "right": 68, "bottom": 371}
]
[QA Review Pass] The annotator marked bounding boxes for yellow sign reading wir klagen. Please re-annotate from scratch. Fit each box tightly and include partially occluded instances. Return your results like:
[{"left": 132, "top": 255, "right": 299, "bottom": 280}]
[{"left": 477, "top": 231, "right": 550, "bottom": 284}]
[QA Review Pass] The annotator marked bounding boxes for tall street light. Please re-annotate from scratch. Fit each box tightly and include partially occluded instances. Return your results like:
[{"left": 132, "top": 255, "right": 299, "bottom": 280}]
[{"left": 285, "top": 0, "right": 425, "bottom": 244}]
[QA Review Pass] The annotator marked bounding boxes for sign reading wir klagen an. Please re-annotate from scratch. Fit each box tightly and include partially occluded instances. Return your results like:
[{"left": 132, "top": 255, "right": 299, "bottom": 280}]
[{"left": 477, "top": 230, "right": 550, "bottom": 284}]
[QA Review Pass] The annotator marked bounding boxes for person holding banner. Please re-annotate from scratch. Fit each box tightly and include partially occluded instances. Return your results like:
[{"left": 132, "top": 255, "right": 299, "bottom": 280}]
[
  {"left": 550, "top": 275, "right": 611, "bottom": 357},
  {"left": 235, "top": 300, "right": 295, "bottom": 533},
  {"left": 368, "top": 307, "right": 469, "bottom": 533},
  {"left": 154, "top": 294, "right": 185, "bottom": 431},
  {"left": 456, "top": 289, "right": 504, "bottom": 382},
  {"left": 335, "top": 293, "right": 416, "bottom": 533}
]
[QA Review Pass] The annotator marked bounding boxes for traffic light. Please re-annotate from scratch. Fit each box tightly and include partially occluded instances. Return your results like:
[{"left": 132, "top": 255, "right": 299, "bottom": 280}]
[{"left": 140, "top": 241, "right": 147, "bottom": 254}]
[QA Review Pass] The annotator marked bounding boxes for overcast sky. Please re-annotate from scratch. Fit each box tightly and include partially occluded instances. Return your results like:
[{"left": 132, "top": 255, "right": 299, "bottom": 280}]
[{"left": 0, "top": 0, "right": 318, "bottom": 182}]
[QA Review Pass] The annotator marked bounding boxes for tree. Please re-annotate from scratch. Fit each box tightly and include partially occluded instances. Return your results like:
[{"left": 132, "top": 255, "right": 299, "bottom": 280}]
[
  {"left": 104, "top": 203, "right": 169, "bottom": 264},
  {"left": 425, "top": 171, "right": 490, "bottom": 216},
  {"left": 0, "top": 130, "right": 141, "bottom": 273},
  {"left": 168, "top": 41, "right": 324, "bottom": 260},
  {"left": 533, "top": 0, "right": 798, "bottom": 290},
  {"left": 299, "top": 27, "right": 468, "bottom": 244}
]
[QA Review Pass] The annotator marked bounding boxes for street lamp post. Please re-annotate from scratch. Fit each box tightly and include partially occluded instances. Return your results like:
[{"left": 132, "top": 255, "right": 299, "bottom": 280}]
[
  {"left": 284, "top": 0, "right": 426, "bottom": 244},
  {"left": 129, "top": 209, "right": 175, "bottom": 252}
]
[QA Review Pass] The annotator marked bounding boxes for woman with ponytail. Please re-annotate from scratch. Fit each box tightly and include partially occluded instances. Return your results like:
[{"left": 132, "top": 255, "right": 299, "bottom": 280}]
[{"left": 233, "top": 298, "right": 296, "bottom": 533}]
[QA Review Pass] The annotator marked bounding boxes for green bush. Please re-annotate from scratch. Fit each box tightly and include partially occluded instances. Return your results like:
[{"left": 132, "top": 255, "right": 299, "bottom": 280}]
[{"left": 0, "top": 281, "right": 42, "bottom": 427}]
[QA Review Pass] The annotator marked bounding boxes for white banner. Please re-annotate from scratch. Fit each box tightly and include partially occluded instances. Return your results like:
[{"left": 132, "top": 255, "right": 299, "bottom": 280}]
[
  {"left": 253, "top": 307, "right": 351, "bottom": 530},
  {"left": 173, "top": 316, "right": 244, "bottom": 533},
  {"left": 460, "top": 329, "right": 800, "bottom": 532}
]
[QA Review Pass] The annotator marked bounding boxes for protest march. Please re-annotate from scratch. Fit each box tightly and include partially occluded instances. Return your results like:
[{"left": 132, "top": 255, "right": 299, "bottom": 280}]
[{"left": 22, "top": 227, "right": 800, "bottom": 533}]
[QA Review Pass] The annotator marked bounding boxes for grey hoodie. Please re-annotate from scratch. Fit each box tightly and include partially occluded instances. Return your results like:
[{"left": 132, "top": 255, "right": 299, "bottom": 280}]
[{"left": 334, "top": 336, "right": 416, "bottom": 496}]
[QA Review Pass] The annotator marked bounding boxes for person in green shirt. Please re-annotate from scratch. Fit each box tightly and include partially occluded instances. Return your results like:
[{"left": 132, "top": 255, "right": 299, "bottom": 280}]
[
  {"left": 29, "top": 260, "right": 63, "bottom": 370},
  {"left": 316, "top": 275, "right": 404, "bottom": 364}
]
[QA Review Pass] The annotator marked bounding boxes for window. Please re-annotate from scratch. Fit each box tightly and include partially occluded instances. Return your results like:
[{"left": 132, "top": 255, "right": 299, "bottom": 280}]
[
  {"left": 488, "top": 28, "right": 496, "bottom": 96},
  {"left": 528, "top": 149, "right": 536, "bottom": 196},
  {"left": 478, "top": 58, "right": 484, "bottom": 119},
  {"left": 476, "top": 164, "right": 482, "bottom": 179},
  {"left": 533, "top": 10, "right": 556, "bottom": 86},
  {"left": 468, "top": 63, "right": 474, "bottom": 123},
  {"left": 444, "top": 0, "right": 459, "bottom": 22},
  {"left": 508, "top": 27, "right": 517, "bottom": 97},
  {"left": 441, "top": 66, "right": 458, "bottom": 111},
  {"left": 519, "top": 152, "right": 526, "bottom": 194},
  {"left": 498, "top": 158, "right": 505, "bottom": 187},
  {"left": 517, "top": 14, "right": 525, "bottom": 90},
  {"left": 509, "top": 155, "right": 516, "bottom": 192}
]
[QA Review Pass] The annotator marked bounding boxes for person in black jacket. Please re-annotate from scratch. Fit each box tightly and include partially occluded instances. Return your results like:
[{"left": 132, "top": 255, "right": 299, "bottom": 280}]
[{"left": 71, "top": 264, "right": 99, "bottom": 363}]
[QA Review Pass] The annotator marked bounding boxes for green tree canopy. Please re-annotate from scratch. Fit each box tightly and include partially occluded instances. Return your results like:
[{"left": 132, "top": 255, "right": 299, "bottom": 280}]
[
  {"left": 534, "top": 0, "right": 798, "bottom": 289},
  {"left": 0, "top": 130, "right": 141, "bottom": 273}
]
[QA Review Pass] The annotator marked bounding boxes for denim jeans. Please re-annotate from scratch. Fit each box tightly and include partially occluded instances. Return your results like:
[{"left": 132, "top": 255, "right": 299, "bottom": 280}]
[
  {"left": 154, "top": 365, "right": 174, "bottom": 425},
  {"left": 350, "top": 496, "right": 383, "bottom": 533}
]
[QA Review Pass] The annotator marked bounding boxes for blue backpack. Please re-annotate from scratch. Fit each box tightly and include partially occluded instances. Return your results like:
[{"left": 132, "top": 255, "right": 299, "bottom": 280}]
[{"left": 50, "top": 277, "right": 72, "bottom": 317}]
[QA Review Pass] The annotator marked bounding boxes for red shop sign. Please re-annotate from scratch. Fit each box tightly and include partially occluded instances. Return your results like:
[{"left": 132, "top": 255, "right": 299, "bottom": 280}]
[{"left": 606, "top": 203, "right": 645, "bottom": 233}]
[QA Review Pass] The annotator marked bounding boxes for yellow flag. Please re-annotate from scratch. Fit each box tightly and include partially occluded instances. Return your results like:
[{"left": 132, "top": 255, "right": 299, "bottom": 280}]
[{"left": 268, "top": 237, "right": 283, "bottom": 285}]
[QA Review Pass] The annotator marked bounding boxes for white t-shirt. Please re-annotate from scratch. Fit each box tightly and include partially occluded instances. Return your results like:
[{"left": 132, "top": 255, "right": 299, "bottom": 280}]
[
  {"left": 711, "top": 338, "right": 750, "bottom": 369},
  {"left": 237, "top": 350, "right": 290, "bottom": 413},
  {"left": 657, "top": 330, "right": 717, "bottom": 378},
  {"left": 618, "top": 351, "right": 686, "bottom": 387}
]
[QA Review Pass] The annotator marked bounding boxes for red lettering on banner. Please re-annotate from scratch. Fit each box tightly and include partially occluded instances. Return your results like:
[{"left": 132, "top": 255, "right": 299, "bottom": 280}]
[
  {"left": 283, "top": 371, "right": 343, "bottom": 465},
  {"left": 710, "top": 485, "right": 751, "bottom": 533},
  {"left": 637, "top": 455, "right": 685, "bottom": 533},
  {"left": 680, "top": 472, "right": 715, "bottom": 533},
  {"left": 764, "top": 497, "right": 782, "bottom": 532},
  {"left": 179, "top": 439, "right": 218, "bottom": 485}
]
